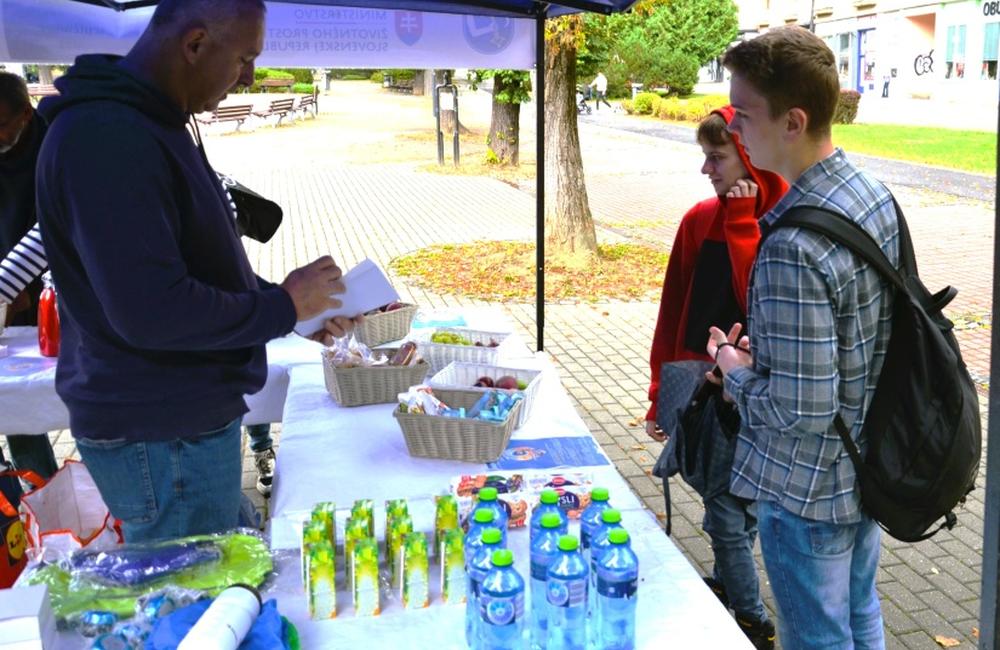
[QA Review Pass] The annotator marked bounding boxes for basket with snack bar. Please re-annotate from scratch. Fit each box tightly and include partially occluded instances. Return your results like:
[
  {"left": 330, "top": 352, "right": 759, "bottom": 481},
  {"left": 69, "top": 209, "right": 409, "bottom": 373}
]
[
  {"left": 353, "top": 302, "right": 418, "bottom": 347},
  {"left": 393, "top": 387, "right": 523, "bottom": 462},
  {"left": 322, "top": 341, "right": 429, "bottom": 407}
]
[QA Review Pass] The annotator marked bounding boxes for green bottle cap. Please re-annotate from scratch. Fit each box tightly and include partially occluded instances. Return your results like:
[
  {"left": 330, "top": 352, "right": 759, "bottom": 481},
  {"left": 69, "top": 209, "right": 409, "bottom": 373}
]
[
  {"left": 491, "top": 549, "right": 514, "bottom": 567},
  {"left": 558, "top": 535, "right": 579, "bottom": 551},
  {"left": 601, "top": 508, "right": 622, "bottom": 524},
  {"left": 482, "top": 528, "right": 503, "bottom": 545},
  {"left": 473, "top": 509, "right": 496, "bottom": 524},
  {"left": 478, "top": 487, "right": 498, "bottom": 501},
  {"left": 540, "top": 489, "right": 559, "bottom": 505},
  {"left": 608, "top": 529, "right": 629, "bottom": 545},
  {"left": 592, "top": 487, "right": 610, "bottom": 502},
  {"left": 541, "top": 512, "right": 563, "bottom": 529}
]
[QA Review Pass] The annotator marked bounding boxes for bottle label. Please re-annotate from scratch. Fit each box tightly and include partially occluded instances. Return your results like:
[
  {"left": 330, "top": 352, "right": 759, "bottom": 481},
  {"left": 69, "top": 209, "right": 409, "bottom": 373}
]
[
  {"left": 580, "top": 529, "right": 591, "bottom": 549},
  {"left": 530, "top": 560, "right": 550, "bottom": 582},
  {"left": 547, "top": 577, "right": 586, "bottom": 608},
  {"left": 597, "top": 577, "right": 637, "bottom": 599},
  {"left": 480, "top": 592, "right": 524, "bottom": 626}
]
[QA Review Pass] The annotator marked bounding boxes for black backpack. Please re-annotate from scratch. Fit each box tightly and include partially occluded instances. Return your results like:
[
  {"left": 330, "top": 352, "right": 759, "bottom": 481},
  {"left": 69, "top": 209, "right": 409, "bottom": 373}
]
[{"left": 768, "top": 200, "right": 982, "bottom": 542}]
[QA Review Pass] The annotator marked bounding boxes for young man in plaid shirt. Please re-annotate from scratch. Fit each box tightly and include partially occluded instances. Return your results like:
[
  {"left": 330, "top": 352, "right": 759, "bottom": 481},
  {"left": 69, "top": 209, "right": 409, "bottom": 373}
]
[{"left": 709, "top": 26, "right": 899, "bottom": 649}]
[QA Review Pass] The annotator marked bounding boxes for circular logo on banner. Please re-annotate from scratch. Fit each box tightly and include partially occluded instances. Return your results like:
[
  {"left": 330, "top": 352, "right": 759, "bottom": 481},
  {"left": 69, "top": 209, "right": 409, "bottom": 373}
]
[{"left": 462, "top": 17, "right": 515, "bottom": 55}]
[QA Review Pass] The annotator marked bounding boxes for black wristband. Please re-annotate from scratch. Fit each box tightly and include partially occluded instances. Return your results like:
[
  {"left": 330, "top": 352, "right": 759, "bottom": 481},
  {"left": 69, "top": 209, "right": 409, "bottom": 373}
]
[{"left": 714, "top": 341, "right": 740, "bottom": 363}]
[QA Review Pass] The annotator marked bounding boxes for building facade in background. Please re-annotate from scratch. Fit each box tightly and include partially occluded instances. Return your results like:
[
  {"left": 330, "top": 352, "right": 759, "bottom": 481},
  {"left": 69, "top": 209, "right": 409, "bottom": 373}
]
[{"left": 735, "top": 0, "right": 999, "bottom": 105}]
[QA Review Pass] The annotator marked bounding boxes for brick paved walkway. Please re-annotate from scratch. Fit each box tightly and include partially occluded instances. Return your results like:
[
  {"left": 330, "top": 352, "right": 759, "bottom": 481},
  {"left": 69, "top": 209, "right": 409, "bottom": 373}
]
[{"left": 18, "top": 83, "right": 995, "bottom": 648}]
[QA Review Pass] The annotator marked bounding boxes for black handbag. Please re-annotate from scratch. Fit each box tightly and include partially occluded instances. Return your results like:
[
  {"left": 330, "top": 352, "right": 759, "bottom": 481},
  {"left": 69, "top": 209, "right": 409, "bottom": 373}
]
[{"left": 218, "top": 174, "right": 284, "bottom": 244}]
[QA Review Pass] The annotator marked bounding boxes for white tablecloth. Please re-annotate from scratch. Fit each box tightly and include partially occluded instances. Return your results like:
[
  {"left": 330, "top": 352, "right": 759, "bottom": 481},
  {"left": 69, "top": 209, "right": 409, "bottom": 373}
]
[
  {"left": 0, "top": 327, "right": 319, "bottom": 435},
  {"left": 268, "top": 333, "right": 752, "bottom": 648}
]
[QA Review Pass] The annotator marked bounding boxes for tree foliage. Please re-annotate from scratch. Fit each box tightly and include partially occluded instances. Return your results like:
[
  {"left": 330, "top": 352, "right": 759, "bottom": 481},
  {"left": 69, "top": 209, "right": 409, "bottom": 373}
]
[
  {"left": 467, "top": 69, "right": 532, "bottom": 104},
  {"left": 581, "top": 0, "right": 738, "bottom": 96}
]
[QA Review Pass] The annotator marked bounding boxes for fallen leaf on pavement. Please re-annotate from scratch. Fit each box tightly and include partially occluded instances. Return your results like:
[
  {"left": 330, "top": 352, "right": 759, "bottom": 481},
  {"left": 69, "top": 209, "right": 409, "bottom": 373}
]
[
  {"left": 973, "top": 627, "right": 979, "bottom": 638},
  {"left": 931, "top": 566, "right": 940, "bottom": 575},
  {"left": 631, "top": 444, "right": 646, "bottom": 451},
  {"left": 934, "top": 635, "right": 960, "bottom": 647},
  {"left": 644, "top": 469, "right": 653, "bottom": 476},
  {"left": 627, "top": 417, "right": 641, "bottom": 427}
]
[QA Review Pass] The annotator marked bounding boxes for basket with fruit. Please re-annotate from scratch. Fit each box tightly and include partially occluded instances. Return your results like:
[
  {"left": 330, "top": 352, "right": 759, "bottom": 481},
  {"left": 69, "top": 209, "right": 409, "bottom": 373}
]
[
  {"left": 428, "top": 362, "right": 543, "bottom": 427},
  {"left": 353, "top": 301, "right": 418, "bottom": 347},
  {"left": 418, "top": 328, "right": 512, "bottom": 373},
  {"left": 321, "top": 342, "right": 430, "bottom": 406}
]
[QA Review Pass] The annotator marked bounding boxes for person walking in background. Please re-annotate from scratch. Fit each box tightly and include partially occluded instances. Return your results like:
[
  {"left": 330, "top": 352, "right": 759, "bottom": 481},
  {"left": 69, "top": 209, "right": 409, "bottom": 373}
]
[
  {"left": 714, "top": 26, "right": 897, "bottom": 649},
  {"left": 0, "top": 72, "right": 58, "bottom": 479},
  {"left": 590, "top": 71, "right": 612, "bottom": 111},
  {"left": 646, "top": 106, "right": 786, "bottom": 650},
  {"left": 35, "top": 0, "right": 360, "bottom": 542}
]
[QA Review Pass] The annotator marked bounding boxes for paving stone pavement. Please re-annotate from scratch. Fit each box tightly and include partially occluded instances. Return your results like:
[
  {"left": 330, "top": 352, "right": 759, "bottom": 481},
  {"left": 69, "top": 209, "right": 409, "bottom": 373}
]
[{"left": 11, "top": 84, "right": 994, "bottom": 648}]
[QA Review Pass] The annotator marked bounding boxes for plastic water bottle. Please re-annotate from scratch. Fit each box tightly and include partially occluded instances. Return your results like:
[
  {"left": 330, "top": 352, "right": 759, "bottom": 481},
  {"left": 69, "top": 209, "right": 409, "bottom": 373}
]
[
  {"left": 529, "top": 489, "right": 568, "bottom": 548},
  {"left": 529, "top": 513, "right": 564, "bottom": 650},
  {"left": 467, "top": 527, "right": 505, "bottom": 649},
  {"left": 475, "top": 487, "right": 510, "bottom": 532},
  {"left": 479, "top": 549, "right": 526, "bottom": 650},
  {"left": 578, "top": 487, "right": 611, "bottom": 564},
  {"left": 466, "top": 508, "right": 503, "bottom": 561},
  {"left": 595, "top": 529, "right": 639, "bottom": 650},
  {"left": 588, "top": 508, "right": 624, "bottom": 620},
  {"left": 545, "top": 535, "right": 588, "bottom": 650}
]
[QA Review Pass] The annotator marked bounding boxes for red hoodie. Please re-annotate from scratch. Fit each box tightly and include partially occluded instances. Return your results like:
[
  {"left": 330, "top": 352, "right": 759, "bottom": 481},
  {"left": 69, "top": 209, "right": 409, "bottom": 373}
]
[{"left": 645, "top": 106, "right": 787, "bottom": 422}]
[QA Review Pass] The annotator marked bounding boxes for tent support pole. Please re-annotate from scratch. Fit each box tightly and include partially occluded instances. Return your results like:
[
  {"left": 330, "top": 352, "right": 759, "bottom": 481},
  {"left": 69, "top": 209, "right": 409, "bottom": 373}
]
[
  {"left": 535, "top": 11, "right": 546, "bottom": 352},
  {"left": 979, "top": 79, "right": 1000, "bottom": 650}
]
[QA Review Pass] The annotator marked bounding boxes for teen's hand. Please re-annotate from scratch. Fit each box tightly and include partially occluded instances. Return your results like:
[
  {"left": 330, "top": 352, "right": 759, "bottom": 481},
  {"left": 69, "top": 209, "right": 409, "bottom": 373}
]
[
  {"left": 726, "top": 179, "right": 759, "bottom": 199},
  {"left": 645, "top": 420, "right": 666, "bottom": 443}
]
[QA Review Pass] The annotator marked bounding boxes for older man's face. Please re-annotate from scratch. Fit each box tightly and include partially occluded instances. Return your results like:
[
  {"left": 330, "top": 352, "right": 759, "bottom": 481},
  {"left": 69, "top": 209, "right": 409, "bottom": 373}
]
[
  {"left": 192, "top": 9, "right": 265, "bottom": 114},
  {"left": 0, "top": 101, "right": 31, "bottom": 155}
]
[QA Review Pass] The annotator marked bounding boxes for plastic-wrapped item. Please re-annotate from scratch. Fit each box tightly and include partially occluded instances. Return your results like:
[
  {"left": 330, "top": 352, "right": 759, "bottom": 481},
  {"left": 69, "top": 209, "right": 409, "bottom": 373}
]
[
  {"left": 19, "top": 530, "right": 271, "bottom": 622},
  {"left": 79, "top": 610, "right": 117, "bottom": 637},
  {"left": 397, "top": 385, "right": 446, "bottom": 415},
  {"left": 323, "top": 336, "right": 387, "bottom": 369}
]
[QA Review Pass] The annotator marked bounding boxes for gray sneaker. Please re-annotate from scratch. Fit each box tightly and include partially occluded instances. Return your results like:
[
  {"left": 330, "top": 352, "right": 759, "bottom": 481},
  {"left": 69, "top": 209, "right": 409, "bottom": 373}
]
[{"left": 253, "top": 447, "right": 276, "bottom": 497}]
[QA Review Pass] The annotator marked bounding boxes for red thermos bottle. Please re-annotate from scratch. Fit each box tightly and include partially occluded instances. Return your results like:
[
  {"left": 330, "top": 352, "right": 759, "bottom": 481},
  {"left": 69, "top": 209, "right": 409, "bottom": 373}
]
[{"left": 37, "top": 273, "right": 60, "bottom": 358}]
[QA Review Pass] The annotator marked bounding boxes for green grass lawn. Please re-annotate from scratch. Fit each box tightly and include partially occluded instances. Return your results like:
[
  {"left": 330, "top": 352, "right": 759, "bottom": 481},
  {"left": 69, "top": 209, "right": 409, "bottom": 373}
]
[{"left": 832, "top": 123, "right": 996, "bottom": 175}]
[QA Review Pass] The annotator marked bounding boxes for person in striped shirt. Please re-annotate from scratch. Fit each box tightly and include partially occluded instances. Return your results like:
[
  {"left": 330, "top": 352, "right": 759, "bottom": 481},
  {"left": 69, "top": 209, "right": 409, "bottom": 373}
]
[
  {"left": 0, "top": 72, "right": 58, "bottom": 478},
  {"left": 710, "top": 27, "right": 898, "bottom": 649}
]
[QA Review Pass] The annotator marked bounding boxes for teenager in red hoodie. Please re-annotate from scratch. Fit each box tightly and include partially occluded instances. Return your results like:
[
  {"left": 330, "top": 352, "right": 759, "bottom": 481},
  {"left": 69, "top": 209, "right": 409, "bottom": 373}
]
[{"left": 646, "top": 107, "right": 787, "bottom": 649}]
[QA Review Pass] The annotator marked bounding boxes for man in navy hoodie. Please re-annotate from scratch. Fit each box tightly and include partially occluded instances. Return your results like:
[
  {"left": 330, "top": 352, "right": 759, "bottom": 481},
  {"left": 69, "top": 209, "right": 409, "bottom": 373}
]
[{"left": 36, "top": 0, "right": 356, "bottom": 542}]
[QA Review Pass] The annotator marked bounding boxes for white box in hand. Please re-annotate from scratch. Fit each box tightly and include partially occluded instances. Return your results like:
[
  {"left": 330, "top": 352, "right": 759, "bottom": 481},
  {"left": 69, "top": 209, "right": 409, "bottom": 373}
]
[{"left": 293, "top": 259, "right": 400, "bottom": 336}]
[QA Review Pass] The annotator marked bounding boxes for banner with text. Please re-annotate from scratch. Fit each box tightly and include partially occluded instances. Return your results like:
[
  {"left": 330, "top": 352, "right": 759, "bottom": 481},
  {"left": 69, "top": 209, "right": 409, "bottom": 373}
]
[{"left": 0, "top": 0, "right": 535, "bottom": 69}]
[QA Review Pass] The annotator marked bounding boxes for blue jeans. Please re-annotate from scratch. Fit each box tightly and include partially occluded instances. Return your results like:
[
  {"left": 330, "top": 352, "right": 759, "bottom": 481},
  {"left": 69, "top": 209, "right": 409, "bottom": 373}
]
[
  {"left": 76, "top": 418, "right": 243, "bottom": 543},
  {"left": 245, "top": 423, "right": 273, "bottom": 453},
  {"left": 703, "top": 491, "right": 767, "bottom": 623},
  {"left": 757, "top": 500, "right": 884, "bottom": 650}
]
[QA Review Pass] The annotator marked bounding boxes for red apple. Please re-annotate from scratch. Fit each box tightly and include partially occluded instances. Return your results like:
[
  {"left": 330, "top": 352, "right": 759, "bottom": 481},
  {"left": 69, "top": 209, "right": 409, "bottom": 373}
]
[
  {"left": 495, "top": 375, "right": 518, "bottom": 390},
  {"left": 384, "top": 301, "right": 405, "bottom": 312},
  {"left": 474, "top": 376, "right": 494, "bottom": 388}
]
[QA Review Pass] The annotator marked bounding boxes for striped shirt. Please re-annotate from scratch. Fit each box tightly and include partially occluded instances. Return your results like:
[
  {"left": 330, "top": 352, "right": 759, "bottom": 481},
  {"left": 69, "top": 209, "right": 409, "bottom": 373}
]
[
  {"left": 725, "top": 149, "right": 899, "bottom": 524},
  {"left": 0, "top": 173, "right": 241, "bottom": 306}
]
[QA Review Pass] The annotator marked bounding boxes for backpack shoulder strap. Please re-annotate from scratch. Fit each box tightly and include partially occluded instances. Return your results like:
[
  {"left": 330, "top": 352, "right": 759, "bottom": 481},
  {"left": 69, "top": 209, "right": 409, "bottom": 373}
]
[{"left": 770, "top": 205, "right": 907, "bottom": 292}]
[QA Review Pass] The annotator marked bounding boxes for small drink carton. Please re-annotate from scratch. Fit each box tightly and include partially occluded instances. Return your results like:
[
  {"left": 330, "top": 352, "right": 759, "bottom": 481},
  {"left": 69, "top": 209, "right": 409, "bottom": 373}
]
[
  {"left": 388, "top": 513, "right": 413, "bottom": 589},
  {"left": 343, "top": 516, "right": 371, "bottom": 590},
  {"left": 385, "top": 498, "right": 409, "bottom": 535},
  {"left": 351, "top": 499, "right": 375, "bottom": 538},
  {"left": 402, "top": 532, "right": 430, "bottom": 608},
  {"left": 310, "top": 501, "right": 337, "bottom": 548},
  {"left": 352, "top": 538, "right": 381, "bottom": 617},
  {"left": 434, "top": 494, "right": 459, "bottom": 553},
  {"left": 439, "top": 528, "right": 466, "bottom": 604},
  {"left": 306, "top": 541, "right": 337, "bottom": 619},
  {"left": 301, "top": 520, "right": 328, "bottom": 589}
]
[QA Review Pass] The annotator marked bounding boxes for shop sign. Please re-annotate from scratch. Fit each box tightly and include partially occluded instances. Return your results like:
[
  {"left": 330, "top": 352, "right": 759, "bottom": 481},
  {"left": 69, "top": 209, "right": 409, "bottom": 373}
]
[{"left": 984, "top": 1, "right": 1000, "bottom": 18}]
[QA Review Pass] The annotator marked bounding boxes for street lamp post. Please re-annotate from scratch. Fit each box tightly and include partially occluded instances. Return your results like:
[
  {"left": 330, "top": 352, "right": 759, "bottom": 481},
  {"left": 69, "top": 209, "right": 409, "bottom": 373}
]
[{"left": 808, "top": 0, "right": 816, "bottom": 32}]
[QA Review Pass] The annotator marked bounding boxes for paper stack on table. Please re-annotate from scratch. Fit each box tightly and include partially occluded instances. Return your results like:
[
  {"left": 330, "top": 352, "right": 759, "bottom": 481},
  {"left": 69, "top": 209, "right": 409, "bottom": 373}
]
[
  {"left": 293, "top": 259, "right": 400, "bottom": 337},
  {"left": 0, "top": 584, "right": 57, "bottom": 650}
]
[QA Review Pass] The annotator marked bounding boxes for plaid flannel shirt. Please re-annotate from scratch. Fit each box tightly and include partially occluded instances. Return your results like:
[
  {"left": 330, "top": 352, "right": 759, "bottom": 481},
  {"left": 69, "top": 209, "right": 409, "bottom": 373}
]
[{"left": 725, "top": 149, "right": 899, "bottom": 524}]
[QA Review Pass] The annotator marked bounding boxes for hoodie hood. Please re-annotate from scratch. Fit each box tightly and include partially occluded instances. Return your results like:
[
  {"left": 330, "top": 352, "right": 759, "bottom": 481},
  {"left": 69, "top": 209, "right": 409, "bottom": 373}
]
[
  {"left": 712, "top": 105, "right": 788, "bottom": 219},
  {"left": 39, "top": 54, "right": 187, "bottom": 129}
]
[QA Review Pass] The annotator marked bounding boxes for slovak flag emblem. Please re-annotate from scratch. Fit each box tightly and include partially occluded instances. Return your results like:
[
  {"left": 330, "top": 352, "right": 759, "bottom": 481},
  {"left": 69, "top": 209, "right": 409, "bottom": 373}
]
[{"left": 394, "top": 11, "right": 423, "bottom": 46}]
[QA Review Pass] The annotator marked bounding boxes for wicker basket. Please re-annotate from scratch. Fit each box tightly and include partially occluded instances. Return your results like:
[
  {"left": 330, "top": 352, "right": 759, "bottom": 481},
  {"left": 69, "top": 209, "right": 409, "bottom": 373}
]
[
  {"left": 419, "top": 328, "right": 513, "bottom": 373},
  {"left": 353, "top": 304, "right": 418, "bottom": 347},
  {"left": 393, "top": 388, "right": 523, "bottom": 462},
  {"left": 428, "top": 362, "right": 542, "bottom": 428},
  {"left": 322, "top": 349, "right": 430, "bottom": 407}
]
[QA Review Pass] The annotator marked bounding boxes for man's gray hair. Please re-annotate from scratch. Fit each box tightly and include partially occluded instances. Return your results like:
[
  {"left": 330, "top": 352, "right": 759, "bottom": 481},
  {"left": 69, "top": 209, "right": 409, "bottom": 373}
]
[
  {"left": 151, "top": 0, "right": 266, "bottom": 31},
  {"left": 0, "top": 72, "right": 30, "bottom": 113}
]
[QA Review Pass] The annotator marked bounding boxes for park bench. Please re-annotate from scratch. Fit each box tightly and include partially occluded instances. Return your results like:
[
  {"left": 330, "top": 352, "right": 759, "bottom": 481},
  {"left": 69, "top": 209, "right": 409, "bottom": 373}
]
[
  {"left": 259, "top": 78, "right": 294, "bottom": 92},
  {"left": 296, "top": 94, "right": 317, "bottom": 119},
  {"left": 26, "top": 84, "right": 58, "bottom": 104},
  {"left": 195, "top": 104, "right": 254, "bottom": 130},
  {"left": 253, "top": 97, "right": 297, "bottom": 126}
]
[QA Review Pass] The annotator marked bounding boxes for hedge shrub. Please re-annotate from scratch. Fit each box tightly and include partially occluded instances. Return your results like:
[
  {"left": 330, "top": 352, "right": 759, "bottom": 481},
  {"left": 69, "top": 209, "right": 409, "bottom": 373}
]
[
  {"left": 833, "top": 89, "right": 861, "bottom": 124},
  {"left": 370, "top": 71, "right": 384, "bottom": 83},
  {"left": 632, "top": 92, "right": 659, "bottom": 115},
  {"left": 292, "top": 83, "right": 315, "bottom": 94}
]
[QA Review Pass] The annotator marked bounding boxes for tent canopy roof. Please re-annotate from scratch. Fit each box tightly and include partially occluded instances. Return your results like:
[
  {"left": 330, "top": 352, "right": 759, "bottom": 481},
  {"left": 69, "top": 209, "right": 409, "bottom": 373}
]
[{"left": 68, "top": 0, "right": 636, "bottom": 17}]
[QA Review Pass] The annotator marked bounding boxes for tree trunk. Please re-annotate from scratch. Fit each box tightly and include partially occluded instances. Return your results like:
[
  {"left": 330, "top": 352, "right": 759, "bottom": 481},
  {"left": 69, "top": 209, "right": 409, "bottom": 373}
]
[
  {"left": 544, "top": 18, "right": 598, "bottom": 255},
  {"left": 487, "top": 76, "right": 520, "bottom": 165},
  {"left": 38, "top": 65, "right": 54, "bottom": 84}
]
